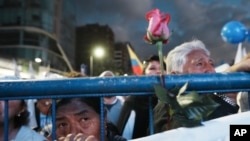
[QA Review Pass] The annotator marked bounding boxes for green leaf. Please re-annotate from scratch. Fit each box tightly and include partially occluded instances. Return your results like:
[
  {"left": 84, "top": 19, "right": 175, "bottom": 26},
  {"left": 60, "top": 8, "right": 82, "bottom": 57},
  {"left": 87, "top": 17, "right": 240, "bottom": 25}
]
[
  {"left": 154, "top": 82, "right": 220, "bottom": 129},
  {"left": 177, "top": 82, "right": 188, "bottom": 95},
  {"left": 154, "top": 84, "right": 183, "bottom": 117},
  {"left": 154, "top": 84, "right": 170, "bottom": 103},
  {"left": 177, "top": 91, "right": 202, "bottom": 108},
  {"left": 171, "top": 114, "right": 203, "bottom": 129},
  {"left": 182, "top": 95, "right": 220, "bottom": 120}
]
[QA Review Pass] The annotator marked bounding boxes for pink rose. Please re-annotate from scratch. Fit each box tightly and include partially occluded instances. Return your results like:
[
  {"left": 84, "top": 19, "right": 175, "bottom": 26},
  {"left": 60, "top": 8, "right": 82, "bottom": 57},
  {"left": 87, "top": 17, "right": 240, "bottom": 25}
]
[{"left": 144, "top": 8, "right": 171, "bottom": 44}]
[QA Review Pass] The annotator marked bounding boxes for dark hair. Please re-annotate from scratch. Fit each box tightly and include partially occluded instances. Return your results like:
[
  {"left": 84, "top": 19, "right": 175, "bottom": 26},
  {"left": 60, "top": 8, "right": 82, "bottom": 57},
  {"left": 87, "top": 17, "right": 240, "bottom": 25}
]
[
  {"left": 14, "top": 100, "right": 29, "bottom": 128},
  {"left": 56, "top": 97, "right": 101, "bottom": 114},
  {"left": 55, "top": 98, "right": 125, "bottom": 140},
  {"left": 143, "top": 55, "right": 166, "bottom": 74}
]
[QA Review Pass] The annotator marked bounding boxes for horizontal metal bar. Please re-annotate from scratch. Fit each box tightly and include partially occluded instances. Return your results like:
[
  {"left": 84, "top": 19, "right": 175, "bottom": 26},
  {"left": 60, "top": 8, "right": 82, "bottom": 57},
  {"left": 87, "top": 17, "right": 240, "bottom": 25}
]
[{"left": 0, "top": 72, "right": 250, "bottom": 99}]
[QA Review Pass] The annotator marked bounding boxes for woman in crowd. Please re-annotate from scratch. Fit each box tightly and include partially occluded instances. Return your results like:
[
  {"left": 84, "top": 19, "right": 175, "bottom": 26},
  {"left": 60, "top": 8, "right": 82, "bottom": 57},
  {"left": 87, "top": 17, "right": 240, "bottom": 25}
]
[
  {"left": 0, "top": 99, "right": 47, "bottom": 141},
  {"left": 0, "top": 76, "right": 47, "bottom": 141},
  {"left": 55, "top": 97, "right": 127, "bottom": 141}
]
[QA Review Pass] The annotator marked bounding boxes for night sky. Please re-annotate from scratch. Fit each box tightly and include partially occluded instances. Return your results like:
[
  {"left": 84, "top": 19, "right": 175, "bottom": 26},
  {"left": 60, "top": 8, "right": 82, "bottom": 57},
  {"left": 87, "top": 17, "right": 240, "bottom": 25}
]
[{"left": 75, "top": 0, "right": 250, "bottom": 65}]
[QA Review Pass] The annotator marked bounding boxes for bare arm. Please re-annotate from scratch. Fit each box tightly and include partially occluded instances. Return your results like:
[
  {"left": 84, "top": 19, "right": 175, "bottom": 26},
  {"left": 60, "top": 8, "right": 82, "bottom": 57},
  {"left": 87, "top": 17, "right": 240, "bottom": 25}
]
[
  {"left": 225, "top": 53, "right": 250, "bottom": 73},
  {"left": 223, "top": 52, "right": 250, "bottom": 103}
]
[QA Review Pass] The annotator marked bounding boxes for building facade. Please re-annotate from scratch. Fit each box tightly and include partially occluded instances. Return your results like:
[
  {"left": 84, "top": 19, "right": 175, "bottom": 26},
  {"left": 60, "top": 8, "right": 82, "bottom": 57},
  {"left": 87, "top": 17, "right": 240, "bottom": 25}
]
[
  {"left": 75, "top": 24, "right": 115, "bottom": 76},
  {"left": 113, "top": 42, "right": 132, "bottom": 75},
  {"left": 0, "top": 0, "right": 76, "bottom": 78}
]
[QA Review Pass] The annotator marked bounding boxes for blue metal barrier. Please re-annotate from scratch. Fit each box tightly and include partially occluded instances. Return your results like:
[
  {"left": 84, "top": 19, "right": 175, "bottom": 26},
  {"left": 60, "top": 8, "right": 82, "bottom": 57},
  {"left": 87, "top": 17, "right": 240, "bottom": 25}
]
[
  {"left": 1, "top": 72, "right": 250, "bottom": 99},
  {"left": 1, "top": 72, "right": 250, "bottom": 141}
]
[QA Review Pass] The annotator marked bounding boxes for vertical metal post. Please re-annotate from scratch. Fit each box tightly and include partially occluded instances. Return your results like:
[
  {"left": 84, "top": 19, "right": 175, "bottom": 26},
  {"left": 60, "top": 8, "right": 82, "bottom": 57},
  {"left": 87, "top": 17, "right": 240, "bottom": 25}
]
[
  {"left": 100, "top": 97, "right": 105, "bottom": 141},
  {"left": 148, "top": 96, "right": 154, "bottom": 134},
  {"left": 51, "top": 99, "right": 56, "bottom": 141},
  {"left": 4, "top": 100, "right": 9, "bottom": 141},
  {"left": 90, "top": 55, "right": 93, "bottom": 76}
]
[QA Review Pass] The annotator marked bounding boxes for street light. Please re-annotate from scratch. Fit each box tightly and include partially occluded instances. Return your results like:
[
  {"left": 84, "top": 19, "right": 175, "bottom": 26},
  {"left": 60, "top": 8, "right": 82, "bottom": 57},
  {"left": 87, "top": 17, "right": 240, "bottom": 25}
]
[{"left": 90, "top": 47, "right": 104, "bottom": 76}]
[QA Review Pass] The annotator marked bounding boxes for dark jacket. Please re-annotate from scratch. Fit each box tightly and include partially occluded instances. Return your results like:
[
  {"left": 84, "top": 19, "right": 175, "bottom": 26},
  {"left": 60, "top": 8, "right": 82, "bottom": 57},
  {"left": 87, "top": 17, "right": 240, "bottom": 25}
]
[
  {"left": 107, "top": 131, "right": 127, "bottom": 141},
  {"left": 117, "top": 95, "right": 158, "bottom": 139},
  {"left": 107, "top": 122, "right": 127, "bottom": 141},
  {"left": 33, "top": 102, "right": 41, "bottom": 131}
]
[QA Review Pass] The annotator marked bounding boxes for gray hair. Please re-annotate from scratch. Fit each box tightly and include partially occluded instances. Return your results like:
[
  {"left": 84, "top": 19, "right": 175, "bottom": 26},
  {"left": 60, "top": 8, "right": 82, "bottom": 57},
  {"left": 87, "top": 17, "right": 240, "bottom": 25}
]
[{"left": 166, "top": 39, "right": 210, "bottom": 73}]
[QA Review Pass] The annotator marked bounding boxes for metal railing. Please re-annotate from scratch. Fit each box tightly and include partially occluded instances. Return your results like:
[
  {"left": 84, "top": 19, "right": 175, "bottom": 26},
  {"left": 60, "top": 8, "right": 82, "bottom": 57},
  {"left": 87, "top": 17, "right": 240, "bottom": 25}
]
[{"left": 1, "top": 72, "right": 250, "bottom": 141}]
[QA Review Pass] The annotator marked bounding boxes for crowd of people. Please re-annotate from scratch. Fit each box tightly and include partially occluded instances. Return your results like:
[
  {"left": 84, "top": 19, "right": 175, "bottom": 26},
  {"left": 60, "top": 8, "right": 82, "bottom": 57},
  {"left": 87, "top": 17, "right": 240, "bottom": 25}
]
[{"left": 1, "top": 39, "right": 250, "bottom": 141}]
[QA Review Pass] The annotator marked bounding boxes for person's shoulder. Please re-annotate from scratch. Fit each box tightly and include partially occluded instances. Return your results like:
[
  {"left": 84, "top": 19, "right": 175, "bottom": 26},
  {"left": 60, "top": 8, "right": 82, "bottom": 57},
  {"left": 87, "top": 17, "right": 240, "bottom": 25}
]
[
  {"left": 107, "top": 128, "right": 127, "bottom": 141},
  {"left": 117, "top": 96, "right": 125, "bottom": 104},
  {"left": 16, "top": 126, "right": 47, "bottom": 141},
  {"left": 112, "top": 135, "right": 128, "bottom": 141}
]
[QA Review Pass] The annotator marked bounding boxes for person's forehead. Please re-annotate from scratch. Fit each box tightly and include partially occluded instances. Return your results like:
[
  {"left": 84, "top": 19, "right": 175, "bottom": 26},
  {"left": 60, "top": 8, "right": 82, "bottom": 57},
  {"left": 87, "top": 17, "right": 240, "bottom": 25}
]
[
  {"left": 61, "top": 99, "right": 87, "bottom": 108},
  {"left": 146, "top": 61, "right": 160, "bottom": 69},
  {"left": 57, "top": 104, "right": 91, "bottom": 118},
  {"left": 148, "top": 60, "right": 160, "bottom": 65},
  {"left": 57, "top": 100, "right": 95, "bottom": 113},
  {"left": 187, "top": 49, "right": 210, "bottom": 60}
]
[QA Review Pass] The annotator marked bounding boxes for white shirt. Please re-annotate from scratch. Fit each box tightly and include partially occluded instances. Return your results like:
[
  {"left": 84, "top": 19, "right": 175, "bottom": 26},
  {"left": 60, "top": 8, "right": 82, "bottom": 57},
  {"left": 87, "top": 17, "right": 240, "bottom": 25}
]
[{"left": 14, "top": 126, "right": 47, "bottom": 141}]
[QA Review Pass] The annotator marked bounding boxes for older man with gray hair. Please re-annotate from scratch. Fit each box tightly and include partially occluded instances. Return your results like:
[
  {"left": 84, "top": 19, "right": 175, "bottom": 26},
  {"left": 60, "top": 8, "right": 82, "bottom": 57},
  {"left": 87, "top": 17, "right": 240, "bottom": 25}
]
[{"left": 153, "top": 39, "right": 250, "bottom": 133}]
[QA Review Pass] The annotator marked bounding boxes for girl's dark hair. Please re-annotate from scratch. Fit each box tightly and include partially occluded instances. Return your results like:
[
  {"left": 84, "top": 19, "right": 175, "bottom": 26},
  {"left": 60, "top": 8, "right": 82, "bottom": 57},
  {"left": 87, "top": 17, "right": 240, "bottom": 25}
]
[
  {"left": 143, "top": 55, "right": 166, "bottom": 74},
  {"left": 56, "top": 97, "right": 101, "bottom": 114},
  {"left": 14, "top": 100, "right": 29, "bottom": 128}
]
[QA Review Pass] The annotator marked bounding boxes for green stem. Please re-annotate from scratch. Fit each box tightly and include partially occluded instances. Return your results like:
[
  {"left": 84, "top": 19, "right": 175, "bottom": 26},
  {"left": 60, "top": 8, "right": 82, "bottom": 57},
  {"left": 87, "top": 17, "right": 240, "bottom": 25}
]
[{"left": 157, "top": 41, "right": 164, "bottom": 75}]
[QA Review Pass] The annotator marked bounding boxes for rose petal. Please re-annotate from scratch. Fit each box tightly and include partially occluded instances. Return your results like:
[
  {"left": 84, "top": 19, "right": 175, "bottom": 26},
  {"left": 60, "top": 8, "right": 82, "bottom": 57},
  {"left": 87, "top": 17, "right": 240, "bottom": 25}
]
[{"left": 144, "top": 8, "right": 171, "bottom": 44}]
